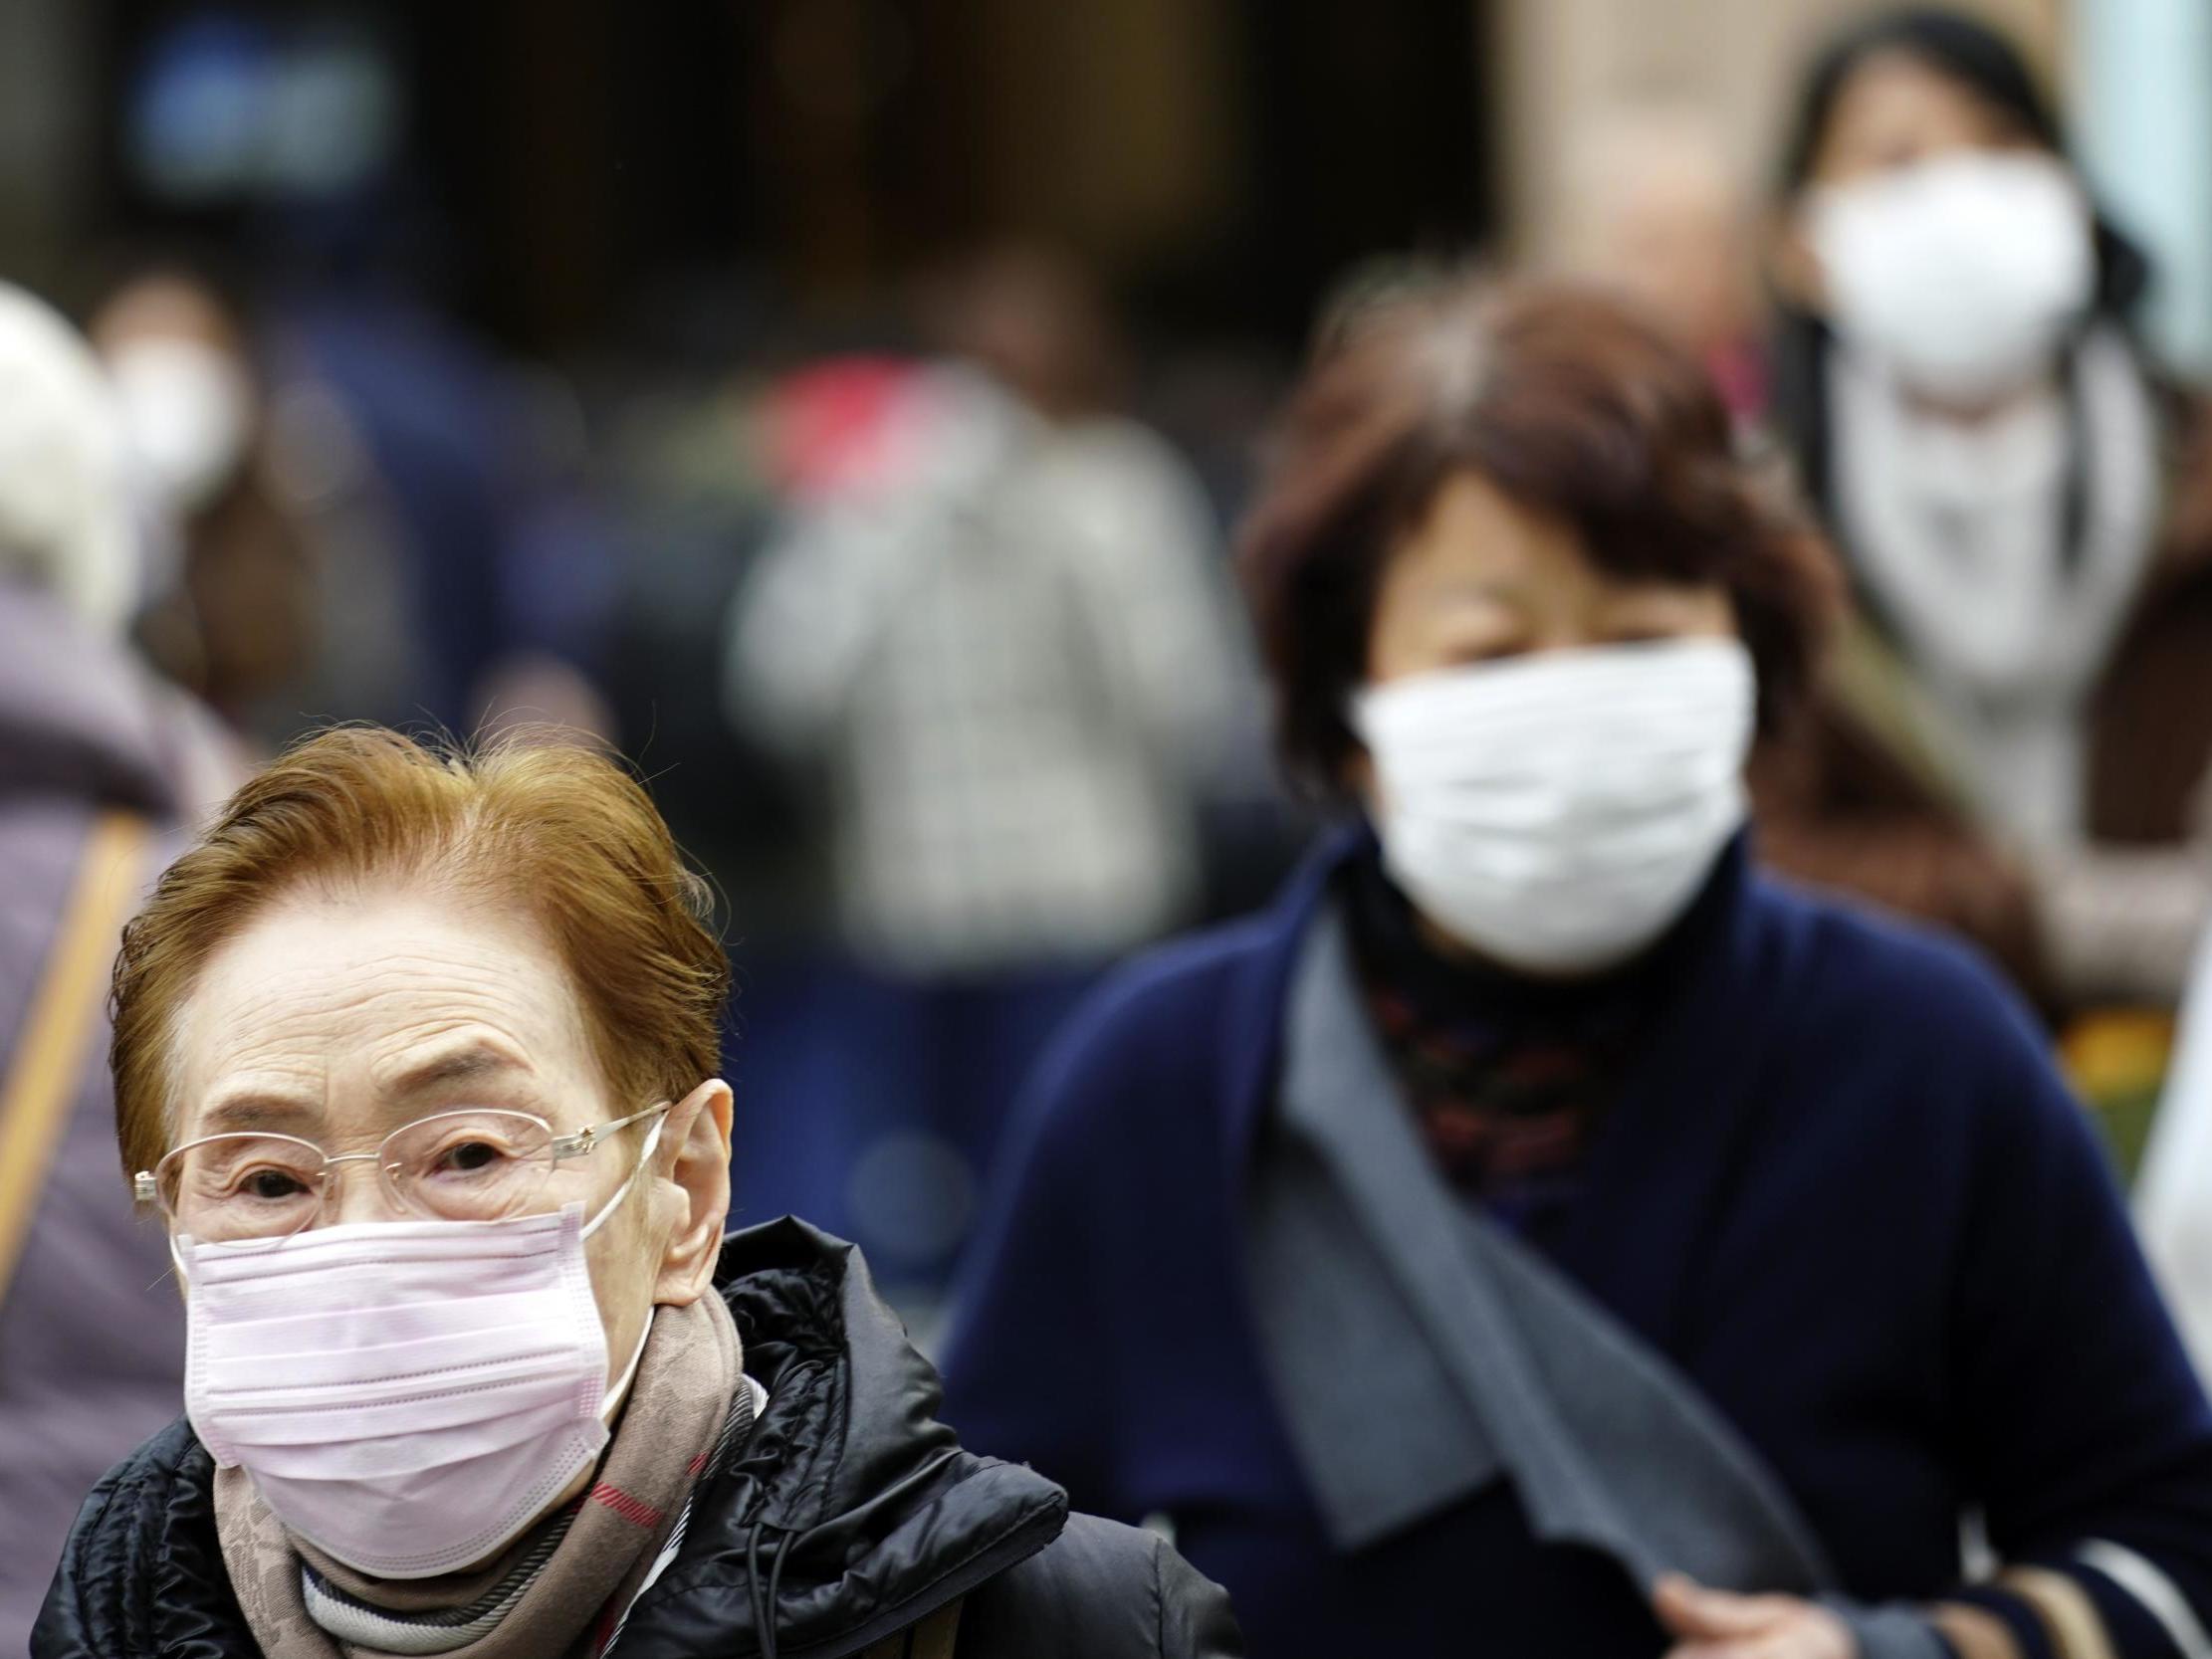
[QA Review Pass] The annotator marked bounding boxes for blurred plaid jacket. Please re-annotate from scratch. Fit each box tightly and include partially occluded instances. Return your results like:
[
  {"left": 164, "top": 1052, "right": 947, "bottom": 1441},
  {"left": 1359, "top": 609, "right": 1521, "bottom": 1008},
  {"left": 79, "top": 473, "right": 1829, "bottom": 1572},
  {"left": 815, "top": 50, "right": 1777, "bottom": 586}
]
[{"left": 728, "top": 366, "right": 1242, "bottom": 975}]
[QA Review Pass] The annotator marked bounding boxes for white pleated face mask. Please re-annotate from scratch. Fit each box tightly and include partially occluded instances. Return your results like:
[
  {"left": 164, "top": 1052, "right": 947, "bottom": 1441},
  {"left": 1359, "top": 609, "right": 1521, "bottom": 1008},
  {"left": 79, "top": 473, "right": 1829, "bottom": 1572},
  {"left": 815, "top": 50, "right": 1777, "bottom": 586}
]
[
  {"left": 1809, "top": 149, "right": 2095, "bottom": 404},
  {"left": 176, "top": 1116, "right": 663, "bottom": 1579},
  {"left": 1350, "top": 639, "right": 1756, "bottom": 976}
]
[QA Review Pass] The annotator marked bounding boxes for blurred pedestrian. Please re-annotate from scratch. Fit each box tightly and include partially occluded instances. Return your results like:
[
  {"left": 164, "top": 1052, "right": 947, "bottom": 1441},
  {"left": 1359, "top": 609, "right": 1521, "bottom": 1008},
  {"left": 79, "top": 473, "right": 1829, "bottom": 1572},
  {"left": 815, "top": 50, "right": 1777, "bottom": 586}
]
[
  {"left": 31, "top": 727, "right": 1240, "bottom": 1659},
  {"left": 89, "top": 265, "right": 317, "bottom": 731},
  {"left": 1756, "top": 7, "right": 2212, "bottom": 1011},
  {"left": 0, "top": 281, "right": 238, "bottom": 1657},
  {"left": 1561, "top": 104, "right": 1769, "bottom": 426},
  {"left": 724, "top": 249, "right": 1240, "bottom": 1293},
  {"left": 942, "top": 276, "right": 2212, "bottom": 1659}
]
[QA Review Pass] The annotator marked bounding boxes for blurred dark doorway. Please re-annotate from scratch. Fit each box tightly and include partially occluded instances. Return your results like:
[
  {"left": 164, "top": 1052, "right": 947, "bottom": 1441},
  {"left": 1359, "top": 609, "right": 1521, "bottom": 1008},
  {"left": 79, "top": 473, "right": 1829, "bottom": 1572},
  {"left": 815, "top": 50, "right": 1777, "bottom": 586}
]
[
  {"left": 93, "top": 0, "right": 1494, "bottom": 354},
  {"left": 1228, "top": 0, "right": 1492, "bottom": 340}
]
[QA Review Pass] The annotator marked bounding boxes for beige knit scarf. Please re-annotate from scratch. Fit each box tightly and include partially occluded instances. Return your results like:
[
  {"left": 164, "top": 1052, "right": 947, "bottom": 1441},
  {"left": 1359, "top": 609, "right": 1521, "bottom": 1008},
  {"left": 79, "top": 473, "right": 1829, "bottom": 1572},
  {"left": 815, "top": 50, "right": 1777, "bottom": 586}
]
[{"left": 215, "top": 1290, "right": 743, "bottom": 1659}]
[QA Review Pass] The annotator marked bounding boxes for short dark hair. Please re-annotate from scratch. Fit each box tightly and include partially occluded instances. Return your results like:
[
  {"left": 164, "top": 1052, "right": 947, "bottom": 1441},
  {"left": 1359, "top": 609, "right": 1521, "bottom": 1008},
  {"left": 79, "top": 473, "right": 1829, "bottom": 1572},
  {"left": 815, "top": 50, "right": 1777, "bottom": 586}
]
[
  {"left": 1776, "top": 8, "right": 2062, "bottom": 194},
  {"left": 1235, "top": 276, "right": 1839, "bottom": 794}
]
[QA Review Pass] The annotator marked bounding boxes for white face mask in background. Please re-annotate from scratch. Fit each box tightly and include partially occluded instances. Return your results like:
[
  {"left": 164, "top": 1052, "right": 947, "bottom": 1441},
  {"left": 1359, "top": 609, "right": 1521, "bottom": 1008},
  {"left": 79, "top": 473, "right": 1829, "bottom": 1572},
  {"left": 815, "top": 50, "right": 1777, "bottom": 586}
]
[
  {"left": 1350, "top": 639, "right": 1756, "bottom": 976},
  {"left": 1809, "top": 150, "right": 2096, "bottom": 405},
  {"left": 107, "top": 337, "right": 255, "bottom": 514},
  {"left": 176, "top": 1116, "right": 663, "bottom": 1579}
]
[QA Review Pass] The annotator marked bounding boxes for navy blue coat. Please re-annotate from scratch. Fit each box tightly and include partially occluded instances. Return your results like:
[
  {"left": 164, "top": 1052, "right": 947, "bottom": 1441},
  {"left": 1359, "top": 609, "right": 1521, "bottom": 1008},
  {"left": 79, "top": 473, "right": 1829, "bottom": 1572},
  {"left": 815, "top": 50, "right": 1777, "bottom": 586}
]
[{"left": 940, "top": 835, "right": 2212, "bottom": 1658}]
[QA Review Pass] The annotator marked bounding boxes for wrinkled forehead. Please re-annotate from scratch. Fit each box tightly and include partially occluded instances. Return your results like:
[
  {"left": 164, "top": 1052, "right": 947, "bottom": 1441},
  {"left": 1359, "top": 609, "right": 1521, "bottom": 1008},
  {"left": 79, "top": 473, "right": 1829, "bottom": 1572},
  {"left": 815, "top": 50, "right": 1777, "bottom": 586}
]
[{"left": 167, "top": 884, "right": 602, "bottom": 1148}]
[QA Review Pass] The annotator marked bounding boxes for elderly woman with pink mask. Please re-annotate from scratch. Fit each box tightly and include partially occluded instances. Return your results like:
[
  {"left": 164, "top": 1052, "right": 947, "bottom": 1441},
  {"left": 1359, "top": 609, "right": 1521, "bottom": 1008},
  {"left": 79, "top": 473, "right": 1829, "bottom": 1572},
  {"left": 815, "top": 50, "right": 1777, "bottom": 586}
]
[{"left": 33, "top": 729, "right": 1240, "bottom": 1659}]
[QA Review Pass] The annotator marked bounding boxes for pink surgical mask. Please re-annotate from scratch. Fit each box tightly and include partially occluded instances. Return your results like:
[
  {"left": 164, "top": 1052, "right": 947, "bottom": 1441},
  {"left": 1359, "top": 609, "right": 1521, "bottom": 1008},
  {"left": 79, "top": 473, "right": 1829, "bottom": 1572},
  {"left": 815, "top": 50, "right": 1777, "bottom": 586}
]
[{"left": 176, "top": 1119, "right": 662, "bottom": 1578}]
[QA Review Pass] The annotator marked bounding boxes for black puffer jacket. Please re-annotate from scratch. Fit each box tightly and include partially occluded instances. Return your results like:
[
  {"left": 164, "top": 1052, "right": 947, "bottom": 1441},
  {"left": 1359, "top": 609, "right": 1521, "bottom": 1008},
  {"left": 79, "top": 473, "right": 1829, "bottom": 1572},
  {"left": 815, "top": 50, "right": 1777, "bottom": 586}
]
[{"left": 33, "top": 1219, "right": 1242, "bottom": 1659}]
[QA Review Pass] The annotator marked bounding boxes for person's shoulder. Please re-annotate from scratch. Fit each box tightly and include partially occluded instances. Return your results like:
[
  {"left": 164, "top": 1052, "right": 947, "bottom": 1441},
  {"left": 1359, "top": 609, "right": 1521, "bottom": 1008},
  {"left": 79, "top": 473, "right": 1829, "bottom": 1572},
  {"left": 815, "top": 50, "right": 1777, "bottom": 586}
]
[
  {"left": 1753, "top": 870, "right": 2038, "bottom": 1031},
  {"left": 1736, "top": 877, "right": 2096, "bottom": 1204},
  {"left": 961, "top": 1515, "right": 1242, "bottom": 1659},
  {"left": 1046, "top": 416, "right": 1201, "bottom": 487},
  {"left": 59, "top": 1419, "right": 209, "bottom": 1567},
  {"left": 72, "top": 1416, "right": 206, "bottom": 1527},
  {"left": 33, "top": 1420, "right": 228, "bottom": 1655},
  {"left": 988, "top": 920, "right": 1273, "bottom": 1185},
  {"left": 1047, "top": 910, "right": 1287, "bottom": 1074},
  {"left": 1748, "top": 872, "right": 2061, "bottom": 1123},
  {"left": 1022, "top": 851, "right": 1341, "bottom": 1134}
]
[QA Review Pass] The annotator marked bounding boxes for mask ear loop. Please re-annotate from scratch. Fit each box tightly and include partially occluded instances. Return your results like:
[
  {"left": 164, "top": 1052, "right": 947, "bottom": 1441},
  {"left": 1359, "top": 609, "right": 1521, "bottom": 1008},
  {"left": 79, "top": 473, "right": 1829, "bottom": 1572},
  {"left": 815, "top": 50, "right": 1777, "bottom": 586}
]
[
  {"left": 600, "top": 1304, "right": 654, "bottom": 1423},
  {"left": 581, "top": 1108, "right": 671, "bottom": 1422}
]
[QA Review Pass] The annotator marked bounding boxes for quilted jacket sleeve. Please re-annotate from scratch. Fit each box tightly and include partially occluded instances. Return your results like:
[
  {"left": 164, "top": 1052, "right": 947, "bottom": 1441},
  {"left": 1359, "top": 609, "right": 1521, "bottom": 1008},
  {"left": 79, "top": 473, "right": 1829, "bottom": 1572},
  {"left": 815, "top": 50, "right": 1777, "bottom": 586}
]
[{"left": 955, "top": 1513, "right": 1242, "bottom": 1659}]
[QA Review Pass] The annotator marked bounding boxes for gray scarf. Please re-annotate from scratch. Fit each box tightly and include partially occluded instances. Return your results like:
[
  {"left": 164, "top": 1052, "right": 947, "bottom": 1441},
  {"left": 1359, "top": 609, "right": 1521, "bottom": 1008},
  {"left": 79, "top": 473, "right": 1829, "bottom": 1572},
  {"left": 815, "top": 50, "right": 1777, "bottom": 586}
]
[{"left": 1243, "top": 905, "right": 1942, "bottom": 1658}]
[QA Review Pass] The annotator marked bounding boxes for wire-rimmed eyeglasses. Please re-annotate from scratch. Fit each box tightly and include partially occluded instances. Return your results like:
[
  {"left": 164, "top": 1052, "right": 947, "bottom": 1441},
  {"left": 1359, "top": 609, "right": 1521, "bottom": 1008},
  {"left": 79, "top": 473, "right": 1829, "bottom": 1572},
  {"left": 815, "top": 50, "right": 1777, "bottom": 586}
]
[{"left": 133, "top": 1103, "right": 670, "bottom": 1243}]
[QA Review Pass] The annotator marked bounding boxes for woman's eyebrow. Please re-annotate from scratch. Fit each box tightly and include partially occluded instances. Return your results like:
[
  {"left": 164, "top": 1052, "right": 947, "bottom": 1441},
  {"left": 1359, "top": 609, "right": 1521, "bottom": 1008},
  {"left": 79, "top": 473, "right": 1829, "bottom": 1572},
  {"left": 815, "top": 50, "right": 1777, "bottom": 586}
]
[
  {"left": 197, "top": 1094, "right": 320, "bottom": 1135},
  {"left": 387, "top": 1043, "right": 534, "bottom": 1097}
]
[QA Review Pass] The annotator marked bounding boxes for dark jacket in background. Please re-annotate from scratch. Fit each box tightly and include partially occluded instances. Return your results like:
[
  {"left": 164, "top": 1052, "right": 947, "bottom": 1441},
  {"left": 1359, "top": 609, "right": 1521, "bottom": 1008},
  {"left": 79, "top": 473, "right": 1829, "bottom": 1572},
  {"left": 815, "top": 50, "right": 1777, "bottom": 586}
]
[
  {"left": 34, "top": 1219, "right": 1243, "bottom": 1659},
  {"left": 940, "top": 832, "right": 2212, "bottom": 1658},
  {"left": 0, "top": 583, "right": 237, "bottom": 1658},
  {"left": 2090, "top": 503, "right": 2212, "bottom": 846}
]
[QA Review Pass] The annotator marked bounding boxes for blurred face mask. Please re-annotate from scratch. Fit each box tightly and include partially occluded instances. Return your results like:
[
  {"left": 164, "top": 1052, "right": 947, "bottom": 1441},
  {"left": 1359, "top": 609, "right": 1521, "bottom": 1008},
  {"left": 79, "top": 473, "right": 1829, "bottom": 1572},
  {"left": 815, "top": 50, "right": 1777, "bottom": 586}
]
[
  {"left": 1350, "top": 639, "right": 1756, "bottom": 976},
  {"left": 174, "top": 1118, "right": 662, "bottom": 1579},
  {"left": 1809, "top": 150, "right": 2095, "bottom": 404},
  {"left": 107, "top": 337, "right": 254, "bottom": 513}
]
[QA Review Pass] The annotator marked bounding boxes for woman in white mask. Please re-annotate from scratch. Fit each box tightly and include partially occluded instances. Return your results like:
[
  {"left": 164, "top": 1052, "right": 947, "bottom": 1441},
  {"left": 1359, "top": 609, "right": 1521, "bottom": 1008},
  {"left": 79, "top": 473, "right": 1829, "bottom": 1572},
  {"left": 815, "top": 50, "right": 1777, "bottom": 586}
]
[
  {"left": 1756, "top": 6, "right": 2212, "bottom": 1013},
  {"left": 942, "top": 276, "right": 2212, "bottom": 1659},
  {"left": 88, "top": 266, "right": 319, "bottom": 728},
  {"left": 34, "top": 728, "right": 1240, "bottom": 1658}
]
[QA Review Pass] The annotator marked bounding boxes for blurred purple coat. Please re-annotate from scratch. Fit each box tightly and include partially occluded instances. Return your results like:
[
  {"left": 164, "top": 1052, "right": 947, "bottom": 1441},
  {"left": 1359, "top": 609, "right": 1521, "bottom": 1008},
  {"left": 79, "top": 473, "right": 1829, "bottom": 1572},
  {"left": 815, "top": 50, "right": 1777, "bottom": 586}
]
[{"left": 0, "top": 583, "right": 238, "bottom": 1656}]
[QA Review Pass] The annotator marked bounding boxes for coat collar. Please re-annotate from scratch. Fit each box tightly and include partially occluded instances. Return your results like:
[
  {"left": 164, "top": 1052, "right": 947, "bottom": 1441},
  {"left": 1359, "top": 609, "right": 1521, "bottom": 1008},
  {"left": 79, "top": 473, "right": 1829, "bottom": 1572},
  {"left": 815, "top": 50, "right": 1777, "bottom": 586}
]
[{"left": 662, "top": 1220, "right": 1068, "bottom": 1656}]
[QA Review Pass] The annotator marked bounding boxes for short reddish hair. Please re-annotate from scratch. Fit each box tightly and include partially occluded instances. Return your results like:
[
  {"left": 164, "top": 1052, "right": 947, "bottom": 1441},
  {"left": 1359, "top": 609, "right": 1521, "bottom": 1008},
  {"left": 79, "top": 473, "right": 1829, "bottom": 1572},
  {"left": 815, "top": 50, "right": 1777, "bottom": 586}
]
[
  {"left": 111, "top": 727, "right": 729, "bottom": 1179},
  {"left": 1236, "top": 276, "right": 1839, "bottom": 793}
]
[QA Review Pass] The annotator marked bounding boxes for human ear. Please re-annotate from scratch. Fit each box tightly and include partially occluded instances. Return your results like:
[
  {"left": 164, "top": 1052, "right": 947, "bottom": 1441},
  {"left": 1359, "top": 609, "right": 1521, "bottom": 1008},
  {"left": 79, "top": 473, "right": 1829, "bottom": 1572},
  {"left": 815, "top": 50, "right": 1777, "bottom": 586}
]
[{"left": 651, "top": 1078, "right": 733, "bottom": 1307}]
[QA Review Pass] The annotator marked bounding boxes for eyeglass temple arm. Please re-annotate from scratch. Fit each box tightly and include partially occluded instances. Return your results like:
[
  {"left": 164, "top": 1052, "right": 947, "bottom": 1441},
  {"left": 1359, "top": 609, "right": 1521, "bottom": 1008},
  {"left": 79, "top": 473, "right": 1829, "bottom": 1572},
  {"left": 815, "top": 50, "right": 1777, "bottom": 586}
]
[{"left": 548, "top": 1102, "right": 670, "bottom": 1159}]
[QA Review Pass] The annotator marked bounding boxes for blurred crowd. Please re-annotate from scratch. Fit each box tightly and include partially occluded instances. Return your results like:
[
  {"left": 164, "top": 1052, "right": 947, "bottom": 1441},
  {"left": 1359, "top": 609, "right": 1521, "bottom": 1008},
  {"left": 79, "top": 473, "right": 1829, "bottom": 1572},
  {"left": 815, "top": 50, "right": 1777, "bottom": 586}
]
[{"left": 13, "top": 3, "right": 2212, "bottom": 1656}]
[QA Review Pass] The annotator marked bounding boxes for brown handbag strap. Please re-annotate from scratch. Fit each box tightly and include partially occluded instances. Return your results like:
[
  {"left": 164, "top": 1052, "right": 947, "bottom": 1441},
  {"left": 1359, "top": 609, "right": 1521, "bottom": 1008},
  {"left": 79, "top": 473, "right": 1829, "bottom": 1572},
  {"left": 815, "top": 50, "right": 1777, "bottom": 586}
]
[
  {"left": 0, "top": 810, "right": 152, "bottom": 1305},
  {"left": 858, "top": 1597, "right": 964, "bottom": 1659}
]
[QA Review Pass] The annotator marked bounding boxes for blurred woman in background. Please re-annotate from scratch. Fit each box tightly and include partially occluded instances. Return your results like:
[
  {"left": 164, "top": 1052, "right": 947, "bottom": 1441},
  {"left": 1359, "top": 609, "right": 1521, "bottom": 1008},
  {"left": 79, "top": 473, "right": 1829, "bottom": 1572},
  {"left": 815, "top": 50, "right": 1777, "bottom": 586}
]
[
  {"left": 89, "top": 265, "right": 317, "bottom": 729},
  {"left": 942, "top": 277, "right": 2212, "bottom": 1659},
  {"left": 1756, "top": 6, "right": 2212, "bottom": 1014}
]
